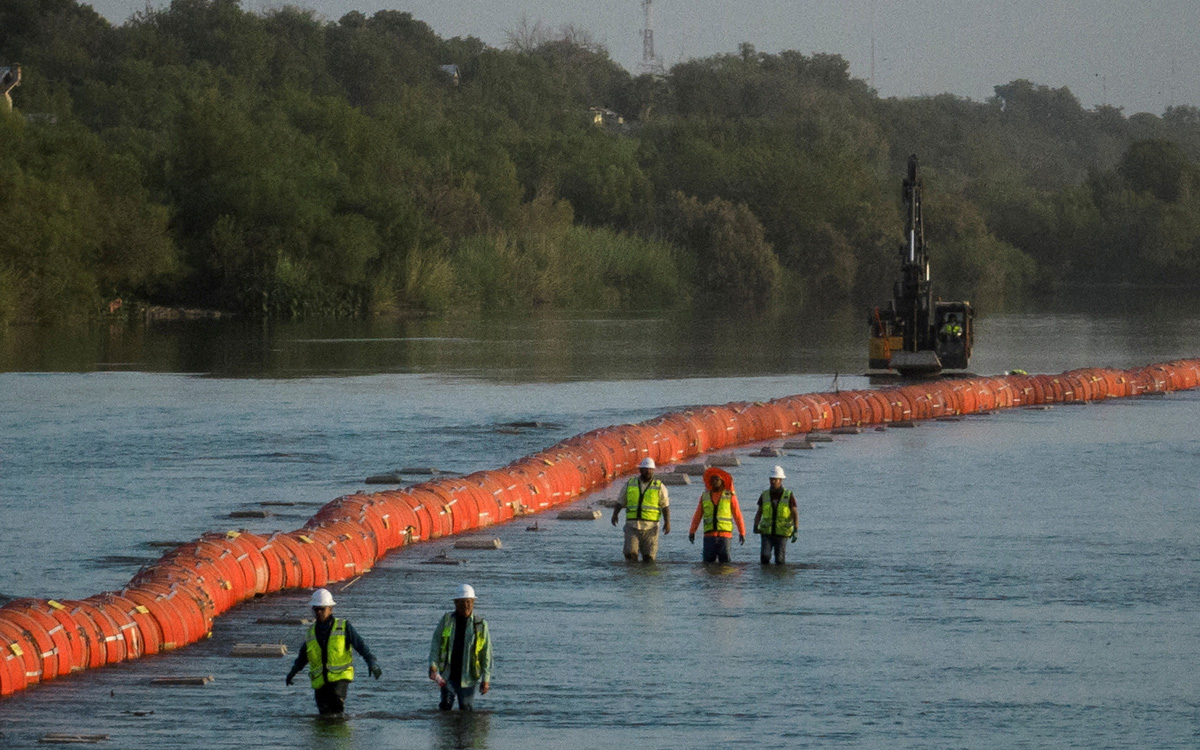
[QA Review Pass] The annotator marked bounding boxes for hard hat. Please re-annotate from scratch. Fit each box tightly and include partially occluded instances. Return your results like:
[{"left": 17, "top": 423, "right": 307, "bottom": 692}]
[
  {"left": 638, "top": 458, "right": 656, "bottom": 469},
  {"left": 770, "top": 466, "right": 786, "bottom": 480},
  {"left": 455, "top": 583, "right": 476, "bottom": 600},
  {"left": 308, "top": 588, "right": 336, "bottom": 608}
]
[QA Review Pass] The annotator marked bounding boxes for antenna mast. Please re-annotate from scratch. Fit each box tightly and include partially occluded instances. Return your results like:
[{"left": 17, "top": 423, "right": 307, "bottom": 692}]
[{"left": 640, "top": 0, "right": 663, "bottom": 75}]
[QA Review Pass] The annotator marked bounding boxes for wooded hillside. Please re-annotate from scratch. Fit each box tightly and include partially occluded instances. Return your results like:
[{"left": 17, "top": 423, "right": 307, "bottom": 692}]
[{"left": 3, "top": 0, "right": 1200, "bottom": 324}]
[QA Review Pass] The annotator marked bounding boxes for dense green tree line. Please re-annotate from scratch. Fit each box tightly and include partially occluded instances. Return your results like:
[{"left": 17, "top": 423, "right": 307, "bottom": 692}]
[{"left": 3, "top": 0, "right": 1200, "bottom": 324}]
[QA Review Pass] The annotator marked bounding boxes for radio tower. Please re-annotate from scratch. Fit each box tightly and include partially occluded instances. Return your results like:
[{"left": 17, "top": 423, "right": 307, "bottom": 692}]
[{"left": 640, "top": 0, "right": 664, "bottom": 75}]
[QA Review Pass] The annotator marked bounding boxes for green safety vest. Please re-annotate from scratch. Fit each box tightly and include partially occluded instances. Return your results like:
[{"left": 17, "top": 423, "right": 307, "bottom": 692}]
[
  {"left": 306, "top": 618, "right": 354, "bottom": 689},
  {"left": 625, "top": 478, "right": 664, "bottom": 523},
  {"left": 701, "top": 490, "right": 734, "bottom": 534},
  {"left": 757, "top": 489, "right": 795, "bottom": 536},
  {"left": 435, "top": 612, "right": 487, "bottom": 682}
]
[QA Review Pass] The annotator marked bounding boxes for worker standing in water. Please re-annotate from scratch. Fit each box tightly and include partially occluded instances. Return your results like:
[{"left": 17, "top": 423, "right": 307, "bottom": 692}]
[
  {"left": 429, "top": 584, "right": 494, "bottom": 711},
  {"left": 688, "top": 467, "right": 746, "bottom": 562},
  {"left": 610, "top": 457, "right": 671, "bottom": 562},
  {"left": 753, "top": 466, "right": 798, "bottom": 564},
  {"left": 285, "top": 588, "right": 382, "bottom": 716}
]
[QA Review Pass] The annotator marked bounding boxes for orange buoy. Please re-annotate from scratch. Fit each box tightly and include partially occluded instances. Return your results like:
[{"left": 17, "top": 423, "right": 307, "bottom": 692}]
[
  {"left": 5, "top": 609, "right": 69, "bottom": 678},
  {"left": 3, "top": 601, "right": 82, "bottom": 676},
  {"left": 90, "top": 594, "right": 155, "bottom": 658},
  {"left": 0, "top": 617, "right": 36, "bottom": 691},
  {"left": 0, "top": 612, "right": 52, "bottom": 682}
]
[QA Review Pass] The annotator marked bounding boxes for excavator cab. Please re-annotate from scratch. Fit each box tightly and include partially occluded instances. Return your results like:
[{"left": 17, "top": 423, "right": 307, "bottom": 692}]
[
  {"left": 933, "top": 303, "right": 972, "bottom": 370},
  {"left": 868, "top": 155, "right": 974, "bottom": 377}
]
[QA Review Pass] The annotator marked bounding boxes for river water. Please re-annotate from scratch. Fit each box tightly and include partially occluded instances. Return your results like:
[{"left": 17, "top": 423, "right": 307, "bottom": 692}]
[{"left": 1, "top": 299, "right": 1199, "bottom": 748}]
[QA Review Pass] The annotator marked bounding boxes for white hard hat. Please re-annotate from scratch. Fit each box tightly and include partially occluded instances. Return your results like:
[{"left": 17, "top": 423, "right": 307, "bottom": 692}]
[
  {"left": 638, "top": 458, "right": 656, "bottom": 469},
  {"left": 308, "top": 588, "right": 336, "bottom": 607},
  {"left": 770, "top": 465, "right": 786, "bottom": 480},
  {"left": 455, "top": 583, "right": 476, "bottom": 600}
]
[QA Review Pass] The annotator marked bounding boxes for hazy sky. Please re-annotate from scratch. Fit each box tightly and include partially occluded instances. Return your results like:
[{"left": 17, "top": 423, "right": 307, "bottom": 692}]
[{"left": 87, "top": 0, "right": 1200, "bottom": 116}]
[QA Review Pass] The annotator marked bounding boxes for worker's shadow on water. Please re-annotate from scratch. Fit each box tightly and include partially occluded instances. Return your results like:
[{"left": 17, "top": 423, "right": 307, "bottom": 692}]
[{"left": 434, "top": 710, "right": 492, "bottom": 750}]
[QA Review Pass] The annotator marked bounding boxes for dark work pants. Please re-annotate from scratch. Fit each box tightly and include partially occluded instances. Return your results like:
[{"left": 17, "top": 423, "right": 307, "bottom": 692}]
[
  {"left": 760, "top": 534, "right": 787, "bottom": 564},
  {"left": 314, "top": 680, "right": 350, "bottom": 715},
  {"left": 440, "top": 682, "right": 477, "bottom": 711},
  {"left": 702, "top": 535, "right": 731, "bottom": 563}
]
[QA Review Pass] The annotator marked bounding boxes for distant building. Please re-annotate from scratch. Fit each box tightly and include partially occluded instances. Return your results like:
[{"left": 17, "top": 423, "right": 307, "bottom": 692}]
[
  {"left": 438, "top": 64, "right": 460, "bottom": 86},
  {"left": 2, "top": 65, "right": 20, "bottom": 112},
  {"left": 589, "top": 107, "right": 625, "bottom": 133}
]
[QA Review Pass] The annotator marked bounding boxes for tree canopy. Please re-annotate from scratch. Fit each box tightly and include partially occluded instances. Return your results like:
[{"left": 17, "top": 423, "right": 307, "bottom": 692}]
[{"left": 3, "top": 0, "right": 1200, "bottom": 324}]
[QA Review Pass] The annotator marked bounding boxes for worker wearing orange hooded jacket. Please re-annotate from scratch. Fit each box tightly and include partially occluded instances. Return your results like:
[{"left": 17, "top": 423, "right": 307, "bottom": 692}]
[{"left": 688, "top": 467, "right": 746, "bottom": 563}]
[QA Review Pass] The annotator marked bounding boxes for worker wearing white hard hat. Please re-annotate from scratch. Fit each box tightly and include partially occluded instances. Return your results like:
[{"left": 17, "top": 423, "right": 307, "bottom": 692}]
[
  {"left": 611, "top": 455, "right": 671, "bottom": 562},
  {"left": 752, "top": 465, "right": 800, "bottom": 565},
  {"left": 286, "top": 588, "right": 382, "bottom": 715},
  {"left": 429, "top": 584, "right": 494, "bottom": 710}
]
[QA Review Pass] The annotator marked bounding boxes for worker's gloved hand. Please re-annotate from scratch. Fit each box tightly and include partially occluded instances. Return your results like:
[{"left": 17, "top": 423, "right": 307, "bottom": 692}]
[
  {"left": 688, "top": 533, "right": 695, "bottom": 543},
  {"left": 285, "top": 673, "right": 295, "bottom": 686},
  {"left": 739, "top": 534, "right": 745, "bottom": 545},
  {"left": 370, "top": 664, "right": 383, "bottom": 680},
  {"left": 791, "top": 533, "right": 798, "bottom": 544}
]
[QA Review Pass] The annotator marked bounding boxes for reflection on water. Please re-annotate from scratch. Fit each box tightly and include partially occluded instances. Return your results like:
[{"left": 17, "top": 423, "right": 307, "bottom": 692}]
[
  {"left": 310, "top": 714, "right": 353, "bottom": 750},
  {"left": 433, "top": 711, "right": 492, "bottom": 750},
  {"left": 0, "top": 307, "right": 859, "bottom": 379},
  {"left": 4, "top": 287, "right": 1200, "bottom": 379}
]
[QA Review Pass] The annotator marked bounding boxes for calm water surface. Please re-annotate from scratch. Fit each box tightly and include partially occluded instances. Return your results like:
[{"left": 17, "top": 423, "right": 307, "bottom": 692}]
[{"left": 1, "top": 303, "right": 1198, "bottom": 748}]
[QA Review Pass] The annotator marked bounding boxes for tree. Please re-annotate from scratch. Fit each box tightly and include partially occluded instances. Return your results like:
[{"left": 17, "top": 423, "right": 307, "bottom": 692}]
[
  {"left": 663, "top": 192, "right": 780, "bottom": 306},
  {"left": 1118, "top": 139, "right": 1197, "bottom": 204}
]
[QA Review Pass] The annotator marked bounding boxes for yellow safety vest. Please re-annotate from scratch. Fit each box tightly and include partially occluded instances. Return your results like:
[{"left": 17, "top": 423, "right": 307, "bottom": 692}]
[
  {"left": 757, "top": 490, "right": 795, "bottom": 536},
  {"left": 306, "top": 618, "right": 354, "bottom": 689},
  {"left": 701, "top": 490, "right": 734, "bottom": 534},
  {"left": 435, "top": 612, "right": 486, "bottom": 682},
  {"left": 625, "top": 478, "right": 664, "bottom": 523}
]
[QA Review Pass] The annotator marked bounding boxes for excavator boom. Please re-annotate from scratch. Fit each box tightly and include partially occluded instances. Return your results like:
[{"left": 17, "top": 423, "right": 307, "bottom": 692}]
[{"left": 868, "top": 155, "right": 973, "bottom": 376}]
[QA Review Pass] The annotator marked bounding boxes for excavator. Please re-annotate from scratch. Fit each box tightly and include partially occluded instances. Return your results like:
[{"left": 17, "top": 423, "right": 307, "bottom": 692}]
[{"left": 868, "top": 155, "right": 973, "bottom": 377}]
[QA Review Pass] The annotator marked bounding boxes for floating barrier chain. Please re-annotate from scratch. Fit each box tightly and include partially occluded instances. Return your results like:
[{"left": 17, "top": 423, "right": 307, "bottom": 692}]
[{"left": 1, "top": 359, "right": 1197, "bottom": 696}]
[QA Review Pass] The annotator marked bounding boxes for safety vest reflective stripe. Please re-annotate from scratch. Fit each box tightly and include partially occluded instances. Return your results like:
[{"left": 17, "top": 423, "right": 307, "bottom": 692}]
[
  {"left": 306, "top": 618, "right": 354, "bottom": 689},
  {"left": 625, "top": 478, "right": 663, "bottom": 522},
  {"left": 701, "top": 491, "right": 733, "bottom": 533},
  {"left": 757, "top": 490, "right": 795, "bottom": 536},
  {"left": 437, "top": 613, "right": 485, "bottom": 681}
]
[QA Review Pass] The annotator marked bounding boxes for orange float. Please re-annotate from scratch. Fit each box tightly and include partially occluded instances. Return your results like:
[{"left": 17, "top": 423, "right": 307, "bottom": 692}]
[
  {"left": 64, "top": 599, "right": 127, "bottom": 666},
  {"left": 0, "top": 616, "right": 40, "bottom": 687},
  {"left": 121, "top": 587, "right": 186, "bottom": 651},
  {"left": 3, "top": 600, "right": 81, "bottom": 676},
  {"left": 89, "top": 594, "right": 154, "bottom": 658},
  {"left": 0, "top": 611, "right": 62, "bottom": 680},
  {"left": 0, "top": 627, "right": 27, "bottom": 694}
]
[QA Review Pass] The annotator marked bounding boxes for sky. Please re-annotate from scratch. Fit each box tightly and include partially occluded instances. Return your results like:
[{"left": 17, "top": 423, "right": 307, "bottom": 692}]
[{"left": 86, "top": 0, "right": 1200, "bottom": 116}]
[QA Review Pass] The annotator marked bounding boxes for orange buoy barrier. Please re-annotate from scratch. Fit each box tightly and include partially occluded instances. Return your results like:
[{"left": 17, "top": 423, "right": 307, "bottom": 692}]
[{"left": 2, "top": 358, "right": 1199, "bottom": 697}]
